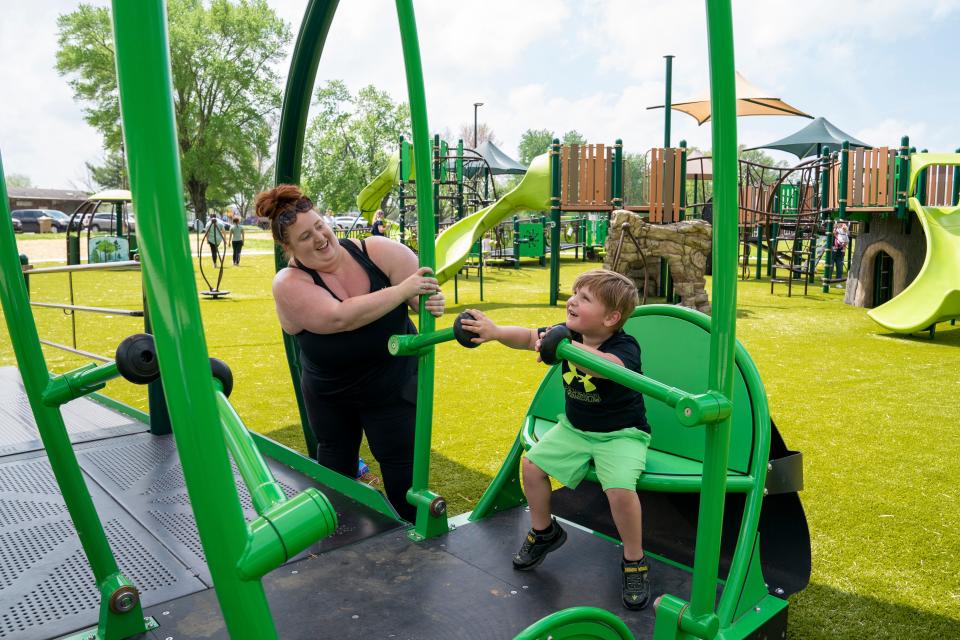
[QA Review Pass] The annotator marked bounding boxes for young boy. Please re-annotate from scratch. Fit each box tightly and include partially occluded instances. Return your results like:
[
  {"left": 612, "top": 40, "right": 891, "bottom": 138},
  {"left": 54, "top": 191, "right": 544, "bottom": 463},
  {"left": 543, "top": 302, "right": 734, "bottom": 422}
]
[{"left": 460, "top": 269, "right": 652, "bottom": 610}]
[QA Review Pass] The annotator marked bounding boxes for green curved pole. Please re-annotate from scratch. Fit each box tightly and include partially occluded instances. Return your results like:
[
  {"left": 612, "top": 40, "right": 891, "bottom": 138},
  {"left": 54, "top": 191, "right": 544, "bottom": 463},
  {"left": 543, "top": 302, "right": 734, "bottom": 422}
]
[
  {"left": 274, "top": 0, "right": 338, "bottom": 459},
  {"left": 515, "top": 606, "right": 635, "bottom": 640},
  {"left": 110, "top": 2, "right": 276, "bottom": 638},
  {"left": 692, "top": 0, "right": 739, "bottom": 624},
  {"left": 395, "top": 0, "right": 448, "bottom": 539}
]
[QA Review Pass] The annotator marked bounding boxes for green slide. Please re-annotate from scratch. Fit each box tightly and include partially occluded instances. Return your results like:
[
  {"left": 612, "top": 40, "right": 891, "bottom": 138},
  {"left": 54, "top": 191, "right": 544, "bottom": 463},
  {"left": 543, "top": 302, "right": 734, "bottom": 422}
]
[
  {"left": 868, "top": 153, "right": 960, "bottom": 333},
  {"left": 434, "top": 152, "right": 550, "bottom": 284},
  {"left": 356, "top": 151, "right": 401, "bottom": 221}
]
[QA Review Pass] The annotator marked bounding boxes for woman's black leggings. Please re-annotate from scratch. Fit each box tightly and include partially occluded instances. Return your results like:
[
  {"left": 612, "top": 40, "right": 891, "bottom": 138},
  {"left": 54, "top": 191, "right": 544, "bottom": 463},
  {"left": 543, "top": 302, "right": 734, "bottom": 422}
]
[
  {"left": 208, "top": 242, "right": 219, "bottom": 266},
  {"left": 232, "top": 241, "right": 243, "bottom": 265},
  {"left": 301, "top": 385, "right": 416, "bottom": 522}
]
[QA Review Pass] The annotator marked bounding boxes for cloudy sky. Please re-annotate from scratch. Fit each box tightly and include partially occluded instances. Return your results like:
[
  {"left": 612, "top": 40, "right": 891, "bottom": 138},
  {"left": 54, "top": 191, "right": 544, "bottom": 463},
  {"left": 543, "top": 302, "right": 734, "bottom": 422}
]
[{"left": 2, "top": 0, "right": 958, "bottom": 190}]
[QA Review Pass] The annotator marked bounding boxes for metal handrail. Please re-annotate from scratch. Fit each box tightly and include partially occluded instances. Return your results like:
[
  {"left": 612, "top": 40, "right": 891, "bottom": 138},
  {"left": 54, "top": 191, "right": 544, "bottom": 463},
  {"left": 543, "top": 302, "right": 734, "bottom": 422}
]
[
  {"left": 38, "top": 339, "right": 111, "bottom": 363},
  {"left": 30, "top": 301, "right": 144, "bottom": 317},
  {"left": 25, "top": 260, "right": 141, "bottom": 275}
]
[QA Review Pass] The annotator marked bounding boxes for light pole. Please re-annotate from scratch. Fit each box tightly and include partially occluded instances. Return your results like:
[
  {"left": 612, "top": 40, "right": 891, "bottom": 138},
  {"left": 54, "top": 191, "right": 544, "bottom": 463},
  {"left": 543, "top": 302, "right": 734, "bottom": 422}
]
[{"left": 473, "top": 102, "right": 484, "bottom": 148}]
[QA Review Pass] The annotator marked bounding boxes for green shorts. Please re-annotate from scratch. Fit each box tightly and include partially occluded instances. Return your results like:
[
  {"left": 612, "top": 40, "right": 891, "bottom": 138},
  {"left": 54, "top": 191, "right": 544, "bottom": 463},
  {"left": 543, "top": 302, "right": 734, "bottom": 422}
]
[{"left": 526, "top": 414, "right": 651, "bottom": 492}]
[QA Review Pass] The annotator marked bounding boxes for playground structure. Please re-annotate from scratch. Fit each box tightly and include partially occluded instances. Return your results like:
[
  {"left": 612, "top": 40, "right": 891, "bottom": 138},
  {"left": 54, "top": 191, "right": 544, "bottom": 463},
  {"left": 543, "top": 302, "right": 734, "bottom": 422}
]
[
  {"left": 66, "top": 190, "right": 137, "bottom": 265},
  {"left": 0, "top": 2, "right": 814, "bottom": 639},
  {"left": 732, "top": 136, "right": 960, "bottom": 335}
]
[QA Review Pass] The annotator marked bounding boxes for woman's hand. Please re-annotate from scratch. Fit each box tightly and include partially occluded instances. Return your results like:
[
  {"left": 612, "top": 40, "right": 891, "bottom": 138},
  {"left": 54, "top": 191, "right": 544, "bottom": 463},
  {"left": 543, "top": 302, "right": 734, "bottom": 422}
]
[
  {"left": 398, "top": 266, "right": 440, "bottom": 300},
  {"left": 459, "top": 309, "right": 500, "bottom": 344},
  {"left": 424, "top": 291, "right": 445, "bottom": 318}
]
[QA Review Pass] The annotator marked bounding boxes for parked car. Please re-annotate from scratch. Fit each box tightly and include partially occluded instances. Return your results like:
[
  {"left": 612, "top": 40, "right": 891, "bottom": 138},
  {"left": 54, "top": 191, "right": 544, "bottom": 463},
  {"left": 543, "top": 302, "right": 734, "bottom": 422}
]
[
  {"left": 332, "top": 213, "right": 366, "bottom": 230},
  {"left": 10, "top": 209, "right": 70, "bottom": 233},
  {"left": 85, "top": 211, "right": 136, "bottom": 233},
  {"left": 10, "top": 218, "right": 22, "bottom": 233}
]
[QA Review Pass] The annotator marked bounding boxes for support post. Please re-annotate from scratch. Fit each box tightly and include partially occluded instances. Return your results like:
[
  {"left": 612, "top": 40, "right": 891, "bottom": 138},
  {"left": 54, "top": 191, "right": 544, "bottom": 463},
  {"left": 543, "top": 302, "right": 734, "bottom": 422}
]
[
  {"left": 953, "top": 147, "right": 960, "bottom": 206},
  {"left": 663, "top": 55, "right": 674, "bottom": 148},
  {"left": 513, "top": 215, "right": 521, "bottom": 269},
  {"left": 896, "top": 136, "right": 910, "bottom": 219},
  {"left": 433, "top": 133, "right": 441, "bottom": 232},
  {"left": 550, "top": 138, "right": 562, "bottom": 305},
  {"left": 456, "top": 138, "right": 465, "bottom": 220},
  {"left": 917, "top": 148, "right": 929, "bottom": 206},
  {"left": 398, "top": 135, "right": 406, "bottom": 245},
  {"left": 838, "top": 141, "right": 849, "bottom": 220}
]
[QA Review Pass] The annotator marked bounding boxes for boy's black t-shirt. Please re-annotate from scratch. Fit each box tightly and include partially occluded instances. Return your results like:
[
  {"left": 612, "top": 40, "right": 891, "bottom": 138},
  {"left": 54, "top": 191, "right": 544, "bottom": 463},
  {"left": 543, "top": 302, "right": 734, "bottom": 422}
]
[{"left": 539, "top": 324, "right": 649, "bottom": 433}]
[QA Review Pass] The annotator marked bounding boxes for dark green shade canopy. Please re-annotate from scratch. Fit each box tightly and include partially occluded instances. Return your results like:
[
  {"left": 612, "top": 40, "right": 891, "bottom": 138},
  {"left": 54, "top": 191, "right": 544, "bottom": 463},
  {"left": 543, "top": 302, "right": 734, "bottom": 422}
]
[
  {"left": 746, "top": 116, "right": 871, "bottom": 159},
  {"left": 469, "top": 140, "right": 527, "bottom": 176}
]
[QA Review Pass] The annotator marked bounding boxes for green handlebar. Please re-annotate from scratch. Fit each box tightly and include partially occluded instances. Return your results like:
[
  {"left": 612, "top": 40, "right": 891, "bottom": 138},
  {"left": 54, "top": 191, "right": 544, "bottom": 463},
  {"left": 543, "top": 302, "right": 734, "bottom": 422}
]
[
  {"left": 389, "top": 327, "right": 455, "bottom": 356},
  {"left": 554, "top": 340, "right": 732, "bottom": 427},
  {"left": 42, "top": 361, "right": 121, "bottom": 407}
]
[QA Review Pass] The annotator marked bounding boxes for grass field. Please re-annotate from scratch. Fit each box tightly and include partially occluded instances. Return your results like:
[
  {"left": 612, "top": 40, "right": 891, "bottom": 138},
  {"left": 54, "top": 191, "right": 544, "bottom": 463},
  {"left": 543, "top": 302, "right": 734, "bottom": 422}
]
[{"left": 2, "top": 249, "right": 958, "bottom": 639}]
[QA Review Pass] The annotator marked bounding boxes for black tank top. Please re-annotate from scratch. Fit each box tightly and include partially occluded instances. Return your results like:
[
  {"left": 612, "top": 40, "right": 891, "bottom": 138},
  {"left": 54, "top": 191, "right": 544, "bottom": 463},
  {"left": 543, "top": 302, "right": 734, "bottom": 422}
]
[{"left": 294, "top": 239, "right": 416, "bottom": 400}]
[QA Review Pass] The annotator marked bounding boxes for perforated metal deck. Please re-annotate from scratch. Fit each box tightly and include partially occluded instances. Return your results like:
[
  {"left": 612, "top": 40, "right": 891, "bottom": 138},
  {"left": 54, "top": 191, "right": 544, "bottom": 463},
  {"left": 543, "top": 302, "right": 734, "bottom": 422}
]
[
  {"left": 0, "top": 368, "right": 146, "bottom": 457},
  {"left": 0, "top": 368, "right": 401, "bottom": 639}
]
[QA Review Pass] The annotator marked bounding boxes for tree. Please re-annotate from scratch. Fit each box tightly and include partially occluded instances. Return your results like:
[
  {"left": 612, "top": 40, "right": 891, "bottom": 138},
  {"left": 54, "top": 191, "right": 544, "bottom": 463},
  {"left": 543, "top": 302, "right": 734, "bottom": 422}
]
[
  {"left": 85, "top": 150, "right": 127, "bottom": 190},
  {"left": 562, "top": 130, "right": 587, "bottom": 146},
  {"left": 517, "top": 128, "right": 554, "bottom": 166},
  {"left": 56, "top": 0, "right": 289, "bottom": 221},
  {"left": 301, "top": 81, "right": 410, "bottom": 213},
  {"left": 4, "top": 174, "right": 32, "bottom": 189},
  {"left": 457, "top": 123, "right": 499, "bottom": 149}
]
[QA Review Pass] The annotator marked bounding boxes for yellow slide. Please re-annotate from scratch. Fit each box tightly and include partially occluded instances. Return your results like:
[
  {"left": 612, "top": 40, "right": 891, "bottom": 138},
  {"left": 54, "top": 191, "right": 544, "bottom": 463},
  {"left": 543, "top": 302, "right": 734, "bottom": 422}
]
[
  {"left": 868, "top": 153, "right": 960, "bottom": 333},
  {"left": 434, "top": 152, "right": 550, "bottom": 284}
]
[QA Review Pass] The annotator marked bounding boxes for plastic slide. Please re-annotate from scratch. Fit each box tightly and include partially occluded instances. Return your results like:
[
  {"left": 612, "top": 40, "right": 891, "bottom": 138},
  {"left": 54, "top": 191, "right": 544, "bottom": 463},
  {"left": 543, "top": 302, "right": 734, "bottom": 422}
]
[
  {"left": 434, "top": 152, "right": 550, "bottom": 284},
  {"left": 356, "top": 151, "right": 401, "bottom": 221},
  {"left": 867, "top": 197, "right": 960, "bottom": 333}
]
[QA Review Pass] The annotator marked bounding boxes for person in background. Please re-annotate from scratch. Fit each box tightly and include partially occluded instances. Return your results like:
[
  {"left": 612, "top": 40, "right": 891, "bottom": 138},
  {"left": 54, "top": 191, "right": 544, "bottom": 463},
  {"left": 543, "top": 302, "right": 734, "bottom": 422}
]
[
  {"left": 230, "top": 216, "right": 245, "bottom": 266},
  {"left": 832, "top": 219, "right": 850, "bottom": 287},
  {"left": 204, "top": 213, "right": 225, "bottom": 267},
  {"left": 255, "top": 184, "right": 444, "bottom": 521},
  {"left": 371, "top": 210, "right": 389, "bottom": 237}
]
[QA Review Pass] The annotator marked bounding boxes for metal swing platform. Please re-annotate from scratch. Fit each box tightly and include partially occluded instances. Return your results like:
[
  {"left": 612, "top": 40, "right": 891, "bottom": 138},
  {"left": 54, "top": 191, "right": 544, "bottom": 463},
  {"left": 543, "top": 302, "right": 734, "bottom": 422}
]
[{"left": 0, "top": 366, "right": 783, "bottom": 640}]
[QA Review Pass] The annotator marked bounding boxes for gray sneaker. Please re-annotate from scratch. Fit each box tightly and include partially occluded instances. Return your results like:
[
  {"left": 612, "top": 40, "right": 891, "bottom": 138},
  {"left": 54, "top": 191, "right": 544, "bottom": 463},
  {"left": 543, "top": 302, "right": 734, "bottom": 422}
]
[
  {"left": 622, "top": 557, "right": 651, "bottom": 610},
  {"left": 512, "top": 518, "right": 566, "bottom": 570}
]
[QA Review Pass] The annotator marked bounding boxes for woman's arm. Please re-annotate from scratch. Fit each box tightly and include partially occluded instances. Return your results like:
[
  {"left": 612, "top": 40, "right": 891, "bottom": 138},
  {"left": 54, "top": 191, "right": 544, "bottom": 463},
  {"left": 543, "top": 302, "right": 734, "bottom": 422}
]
[
  {"left": 364, "top": 236, "right": 445, "bottom": 316},
  {"left": 273, "top": 266, "right": 436, "bottom": 335}
]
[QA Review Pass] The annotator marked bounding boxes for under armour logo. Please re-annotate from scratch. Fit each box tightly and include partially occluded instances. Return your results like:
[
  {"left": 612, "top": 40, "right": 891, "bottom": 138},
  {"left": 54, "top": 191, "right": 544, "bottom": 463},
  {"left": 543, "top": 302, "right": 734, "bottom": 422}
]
[{"left": 563, "top": 362, "right": 596, "bottom": 392}]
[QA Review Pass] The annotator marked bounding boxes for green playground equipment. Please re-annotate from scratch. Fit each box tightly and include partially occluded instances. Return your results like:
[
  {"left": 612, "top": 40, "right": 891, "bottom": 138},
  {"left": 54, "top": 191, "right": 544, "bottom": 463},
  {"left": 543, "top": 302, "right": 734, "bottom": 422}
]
[
  {"left": 867, "top": 153, "right": 960, "bottom": 335},
  {"left": 0, "top": 0, "right": 810, "bottom": 638},
  {"left": 66, "top": 189, "right": 137, "bottom": 265}
]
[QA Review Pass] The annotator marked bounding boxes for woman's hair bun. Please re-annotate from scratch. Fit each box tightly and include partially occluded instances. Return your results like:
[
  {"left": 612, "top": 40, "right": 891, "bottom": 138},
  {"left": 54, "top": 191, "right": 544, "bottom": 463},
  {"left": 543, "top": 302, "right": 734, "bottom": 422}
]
[{"left": 254, "top": 184, "right": 304, "bottom": 221}]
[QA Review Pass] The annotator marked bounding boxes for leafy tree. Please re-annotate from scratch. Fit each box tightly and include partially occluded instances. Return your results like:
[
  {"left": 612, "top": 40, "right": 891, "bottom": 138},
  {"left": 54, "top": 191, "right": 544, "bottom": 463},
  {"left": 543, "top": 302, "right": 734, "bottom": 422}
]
[
  {"left": 85, "top": 150, "right": 127, "bottom": 190},
  {"left": 561, "top": 130, "right": 587, "bottom": 146},
  {"left": 4, "top": 174, "right": 32, "bottom": 189},
  {"left": 517, "top": 128, "right": 554, "bottom": 166},
  {"left": 301, "top": 81, "right": 410, "bottom": 213},
  {"left": 56, "top": 0, "right": 289, "bottom": 221},
  {"left": 622, "top": 153, "right": 649, "bottom": 206},
  {"left": 458, "top": 123, "right": 499, "bottom": 149}
]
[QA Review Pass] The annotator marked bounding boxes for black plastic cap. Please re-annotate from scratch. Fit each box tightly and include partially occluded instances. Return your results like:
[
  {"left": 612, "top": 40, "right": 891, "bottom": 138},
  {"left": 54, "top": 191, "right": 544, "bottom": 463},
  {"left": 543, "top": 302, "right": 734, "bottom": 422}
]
[
  {"left": 539, "top": 326, "right": 572, "bottom": 365},
  {"left": 453, "top": 311, "right": 481, "bottom": 349},
  {"left": 209, "top": 357, "right": 234, "bottom": 397},
  {"left": 115, "top": 333, "right": 160, "bottom": 385}
]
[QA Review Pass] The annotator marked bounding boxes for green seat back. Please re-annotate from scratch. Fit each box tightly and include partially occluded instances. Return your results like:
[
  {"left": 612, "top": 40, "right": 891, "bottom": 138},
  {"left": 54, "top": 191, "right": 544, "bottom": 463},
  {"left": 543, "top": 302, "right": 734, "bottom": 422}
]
[{"left": 527, "top": 306, "right": 762, "bottom": 474}]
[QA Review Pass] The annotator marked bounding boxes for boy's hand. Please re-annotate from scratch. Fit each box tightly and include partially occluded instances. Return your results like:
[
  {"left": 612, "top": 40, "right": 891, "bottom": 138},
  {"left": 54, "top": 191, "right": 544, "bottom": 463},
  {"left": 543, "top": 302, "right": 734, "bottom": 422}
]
[
  {"left": 459, "top": 309, "right": 498, "bottom": 344},
  {"left": 533, "top": 330, "right": 546, "bottom": 362}
]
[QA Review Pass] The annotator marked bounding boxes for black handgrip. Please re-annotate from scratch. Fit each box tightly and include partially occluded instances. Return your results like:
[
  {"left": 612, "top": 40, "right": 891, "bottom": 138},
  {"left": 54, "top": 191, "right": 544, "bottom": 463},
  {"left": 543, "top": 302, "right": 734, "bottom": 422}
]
[
  {"left": 539, "top": 326, "right": 572, "bottom": 366},
  {"left": 453, "top": 311, "right": 481, "bottom": 349},
  {"left": 115, "top": 333, "right": 160, "bottom": 384},
  {"left": 210, "top": 357, "right": 234, "bottom": 397}
]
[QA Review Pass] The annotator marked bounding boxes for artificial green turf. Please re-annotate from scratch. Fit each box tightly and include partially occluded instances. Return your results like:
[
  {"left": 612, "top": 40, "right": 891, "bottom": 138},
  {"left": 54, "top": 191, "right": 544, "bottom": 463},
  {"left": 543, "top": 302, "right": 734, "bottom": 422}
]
[{"left": 1, "top": 250, "right": 958, "bottom": 639}]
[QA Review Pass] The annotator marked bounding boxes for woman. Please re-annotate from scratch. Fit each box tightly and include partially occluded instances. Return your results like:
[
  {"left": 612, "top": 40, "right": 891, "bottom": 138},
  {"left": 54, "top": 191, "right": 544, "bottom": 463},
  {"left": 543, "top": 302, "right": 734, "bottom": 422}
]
[
  {"left": 230, "top": 216, "right": 245, "bottom": 265},
  {"left": 255, "top": 185, "right": 444, "bottom": 521}
]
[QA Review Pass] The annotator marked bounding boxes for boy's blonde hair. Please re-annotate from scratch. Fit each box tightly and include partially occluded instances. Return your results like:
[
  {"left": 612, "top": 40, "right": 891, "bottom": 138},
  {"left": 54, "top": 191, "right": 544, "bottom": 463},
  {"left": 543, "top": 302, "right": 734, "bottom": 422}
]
[{"left": 572, "top": 269, "right": 639, "bottom": 331}]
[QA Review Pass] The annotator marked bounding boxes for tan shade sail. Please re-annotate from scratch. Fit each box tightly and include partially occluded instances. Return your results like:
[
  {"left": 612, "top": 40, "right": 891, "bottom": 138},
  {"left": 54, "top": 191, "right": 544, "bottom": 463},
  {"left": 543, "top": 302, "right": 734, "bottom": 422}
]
[
  {"left": 685, "top": 151, "right": 712, "bottom": 178},
  {"left": 648, "top": 72, "right": 812, "bottom": 125}
]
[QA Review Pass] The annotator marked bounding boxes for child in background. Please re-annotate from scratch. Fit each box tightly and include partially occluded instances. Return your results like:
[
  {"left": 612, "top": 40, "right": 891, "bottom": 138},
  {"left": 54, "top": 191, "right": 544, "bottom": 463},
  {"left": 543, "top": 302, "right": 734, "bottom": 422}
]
[{"left": 460, "top": 269, "right": 652, "bottom": 610}]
